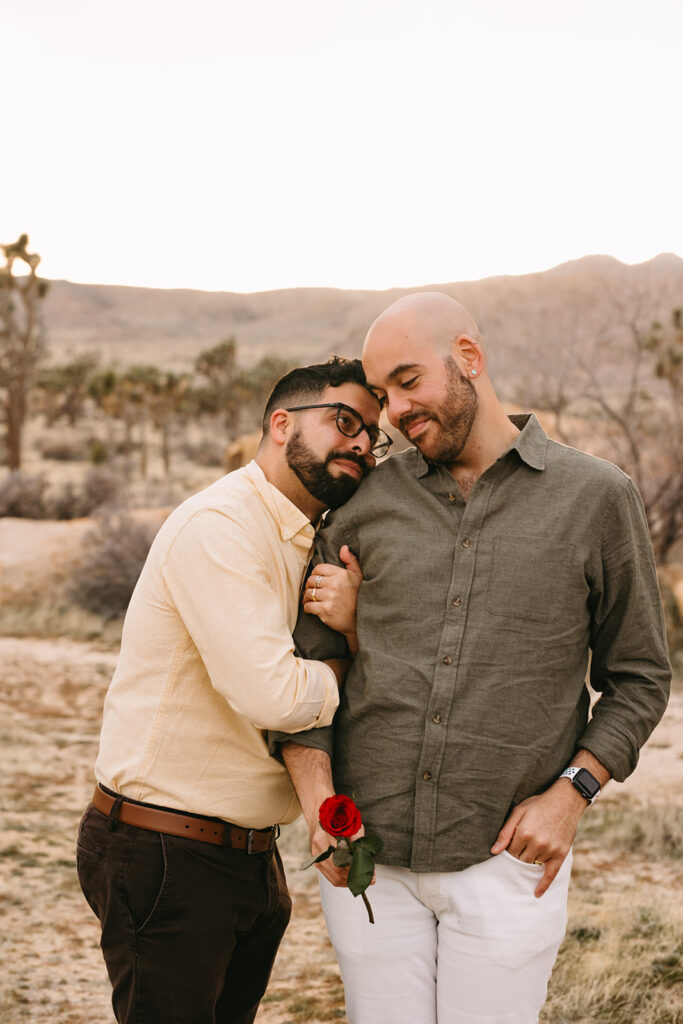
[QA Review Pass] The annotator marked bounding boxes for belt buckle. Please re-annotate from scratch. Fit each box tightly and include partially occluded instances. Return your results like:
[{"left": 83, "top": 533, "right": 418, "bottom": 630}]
[{"left": 246, "top": 824, "right": 279, "bottom": 854}]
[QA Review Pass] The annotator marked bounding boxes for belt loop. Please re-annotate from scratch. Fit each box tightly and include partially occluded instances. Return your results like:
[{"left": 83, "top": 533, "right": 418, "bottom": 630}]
[{"left": 108, "top": 794, "right": 124, "bottom": 832}]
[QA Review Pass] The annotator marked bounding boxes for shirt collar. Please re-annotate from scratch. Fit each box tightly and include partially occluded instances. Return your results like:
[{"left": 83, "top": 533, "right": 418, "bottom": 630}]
[
  {"left": 242, "top": 460, "right": 315, "bottom": 543},
  {"left": 505, "top": 413, "right": 548, "bottom": 470},
  {"left": 414, "top": 411, "right": 549, "bottom": 478}
]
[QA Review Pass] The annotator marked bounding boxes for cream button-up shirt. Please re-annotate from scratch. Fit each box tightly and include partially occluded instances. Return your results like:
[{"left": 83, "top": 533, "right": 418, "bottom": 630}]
[{"left": 95, "top": 461, "right": 339, "bottom": 828}]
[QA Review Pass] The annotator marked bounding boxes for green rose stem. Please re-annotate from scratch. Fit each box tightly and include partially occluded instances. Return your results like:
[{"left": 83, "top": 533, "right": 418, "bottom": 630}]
[
  {"left": 344, "top": 837, "right": 375, "bottom": 924},
  {"left": 361, "top": 891, "right": 374, "bottom": 924}
]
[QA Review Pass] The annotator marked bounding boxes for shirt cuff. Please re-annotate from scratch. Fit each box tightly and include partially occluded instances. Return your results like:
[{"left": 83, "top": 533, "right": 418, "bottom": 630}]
[
  {"left": 577, "top": 724, "right": 637, "bottom": 783},
  {"left": 311, "top": 661, "right": 339, "bottom": 728}
]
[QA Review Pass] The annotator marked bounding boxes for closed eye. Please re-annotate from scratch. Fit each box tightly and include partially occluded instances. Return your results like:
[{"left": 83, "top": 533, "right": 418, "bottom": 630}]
[{"left": 401, "top": 376, "right": 418, "bottom": 388}]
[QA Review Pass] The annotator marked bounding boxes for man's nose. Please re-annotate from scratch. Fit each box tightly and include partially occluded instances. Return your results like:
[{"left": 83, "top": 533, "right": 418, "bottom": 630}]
[
  {"left": 385, "top": 393, "right": 411, "bottom": 429},
  {"left": 350, "top": 429, "right": 373, "bottom": 455}
]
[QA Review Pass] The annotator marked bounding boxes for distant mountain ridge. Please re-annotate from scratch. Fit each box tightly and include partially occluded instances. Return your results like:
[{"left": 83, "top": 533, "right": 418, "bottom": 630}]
[{"left": 42, "top": 254, "right": 683, "bottom": 395}]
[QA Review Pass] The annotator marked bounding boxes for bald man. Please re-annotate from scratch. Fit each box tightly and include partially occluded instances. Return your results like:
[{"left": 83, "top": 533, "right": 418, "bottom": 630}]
[{"left": 273, "top": 294, "right": 671, "bottom": 1024}]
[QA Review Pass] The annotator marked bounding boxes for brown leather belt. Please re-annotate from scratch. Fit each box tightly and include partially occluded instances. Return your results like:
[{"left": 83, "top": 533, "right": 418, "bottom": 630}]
[{"left": 92, "top": 787, "right": 279, "bottom": 853}]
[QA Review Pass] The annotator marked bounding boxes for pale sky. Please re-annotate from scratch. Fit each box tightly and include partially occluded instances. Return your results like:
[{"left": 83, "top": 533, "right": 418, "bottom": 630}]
[{"left": 3, "top": 0, "right": 683, "bottom": 292}]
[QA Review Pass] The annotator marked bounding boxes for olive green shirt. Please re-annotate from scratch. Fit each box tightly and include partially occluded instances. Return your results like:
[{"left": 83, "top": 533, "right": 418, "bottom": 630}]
[{"left": 272, "top": 414, "right": 671, "bottom": 872}]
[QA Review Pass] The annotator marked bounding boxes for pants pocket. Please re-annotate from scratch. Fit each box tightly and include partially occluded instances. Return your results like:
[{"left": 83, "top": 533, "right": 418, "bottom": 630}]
[
  {"left": 76, "top": 806, "right": 107, "bottom": 918},
  {"left": 494, "top": 851, "right": 571, "bottom": 969},
  {"left": 122, "top": 829, "right": 169, "bottom": 934},
  {"left": 76, "top": 805, "right": 104, "bottom": 863},
  {"left": 500, "top": 849, "right": 545, "bottom": 880}
]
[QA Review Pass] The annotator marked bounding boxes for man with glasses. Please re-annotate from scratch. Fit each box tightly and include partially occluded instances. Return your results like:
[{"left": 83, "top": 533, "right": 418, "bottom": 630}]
[
  {"left": 76, "top": 356, "right": 384, "bottom": 1024},
  {"left": 273, "top": 294, "right": 671, "bottom": 1024}
]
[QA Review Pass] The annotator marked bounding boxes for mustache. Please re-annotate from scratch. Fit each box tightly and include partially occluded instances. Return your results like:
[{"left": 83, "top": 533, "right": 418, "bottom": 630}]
[
  {"left": 399, "top": 410, "right": 433, "bottom": 435},
  {"left": 326, "top": 450, "right": 371, "bottom": 475}
]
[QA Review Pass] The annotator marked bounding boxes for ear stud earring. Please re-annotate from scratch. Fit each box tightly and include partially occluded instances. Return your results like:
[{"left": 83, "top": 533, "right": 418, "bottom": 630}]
[{"left": 471, "top": 369, "right": 477, "bottom": 376}]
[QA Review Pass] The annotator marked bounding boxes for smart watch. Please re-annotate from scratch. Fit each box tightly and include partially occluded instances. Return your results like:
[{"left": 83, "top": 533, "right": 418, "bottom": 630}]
[{"left": 559, "top": 766, "right": 601, "bottom": 803}]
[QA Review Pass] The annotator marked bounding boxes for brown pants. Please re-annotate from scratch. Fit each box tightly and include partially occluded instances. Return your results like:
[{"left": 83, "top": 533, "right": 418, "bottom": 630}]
[{"left": 77, "top": 802, "right": 291, "bottom": 1024}]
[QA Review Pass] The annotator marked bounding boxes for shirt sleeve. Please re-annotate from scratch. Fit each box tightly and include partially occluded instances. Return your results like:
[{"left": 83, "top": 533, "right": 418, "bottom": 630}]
[
  {"left": 268, "top": 509, "right": 354, "bottom": 761},
  {"left": 579, "top": 477, "right": 672, "bottom": 781},
  {"left": 161, "top": 508, "right": 339, "bottom": 733}
]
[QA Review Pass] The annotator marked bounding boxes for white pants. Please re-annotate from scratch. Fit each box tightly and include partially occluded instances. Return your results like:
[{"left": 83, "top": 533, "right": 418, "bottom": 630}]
[{"left": 320, "top": 850, "right": 572, "bottom": 1024}]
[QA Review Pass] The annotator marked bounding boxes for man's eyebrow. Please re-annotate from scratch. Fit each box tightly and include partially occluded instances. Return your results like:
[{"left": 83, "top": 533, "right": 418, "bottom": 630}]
[
  {"left": 367, "top": 364, "right": 423, "bottom": 396},
  {"left": 386, "top": 363, "right": 423, "bottom": 383}
]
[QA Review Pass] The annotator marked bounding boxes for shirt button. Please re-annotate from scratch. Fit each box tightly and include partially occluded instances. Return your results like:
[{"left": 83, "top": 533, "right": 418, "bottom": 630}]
[
  {"left": 423, "top": 770, "right": 432, "bottom": 781},
  {"left": 448, "top": 492, "right": 456, "bottom": 502},
  {"left": 462, "top": 538, "right": 471, "bottom": 548},
  {"left": 432, "top": 714, "right": 442, "bottom": 724},
  {"left": 452, "top": 597, "right": 462, "bottom": 607},
  {"left": 442, "top": 655, "right": 452, "bottom": 665}
]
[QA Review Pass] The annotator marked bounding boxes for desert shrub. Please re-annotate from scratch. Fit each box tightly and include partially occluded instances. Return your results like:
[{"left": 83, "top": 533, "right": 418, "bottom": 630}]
[
  {"left": 80, "top": 467, "right": 121, "bottom": 513},
  {"left": 89, "top": 439, "right": 109, "bottom": 464},
  {"left": 0, "top": 472, "right": 49, "bottom": 518},
  {"left": 38, "top": 437, "right": 89, "bottom": 461},
  {"left": 0, "top": 467, "right": 122, "bottom": 520},
  {"left": 181, "top": 439, "right": 226, "bottom": 467},
  {"left": 69, "top": 513, "right": 157, "bottom": 620},
  {"left": 113, "top": 438, "right": 139, "bottom": 455},
  {"left": 47, "top": 467, "right": 123, "bottom": 520},
  {"left": 47, "top": 481, "right": 83, "bottom": 520}
]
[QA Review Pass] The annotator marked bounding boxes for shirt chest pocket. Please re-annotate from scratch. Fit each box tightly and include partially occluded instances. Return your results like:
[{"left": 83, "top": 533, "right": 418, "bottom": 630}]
[{"left": 485, "top": 535, "right": 582, "bottom": 625}]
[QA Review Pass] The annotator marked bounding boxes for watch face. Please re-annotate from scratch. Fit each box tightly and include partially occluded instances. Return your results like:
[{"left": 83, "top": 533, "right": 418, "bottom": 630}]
[{"left": 574, "top": 768, "right": 601, "bottom": 799}]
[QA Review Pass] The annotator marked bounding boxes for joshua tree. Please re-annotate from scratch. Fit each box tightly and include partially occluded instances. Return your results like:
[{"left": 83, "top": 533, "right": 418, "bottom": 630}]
[
  {"left": 148, "top": 370, "right": 191, "bottom": 476},
  {"left": 193, "top": 338, "right": 241, "bottom": 433},
  {"left": 235, "top": 354, "right": 295, "bottom": 426},
  {"left": 36, "top": 353, "right": 100, "bottom": 427},
  {"left": 0, "top": 234, "right": 48, "bottom": 468}
]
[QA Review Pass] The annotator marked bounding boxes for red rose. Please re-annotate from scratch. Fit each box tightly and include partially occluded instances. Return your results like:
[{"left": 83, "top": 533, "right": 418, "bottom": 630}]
[{"left": 319, "top": 795, "right": 363, "bottom": 838}]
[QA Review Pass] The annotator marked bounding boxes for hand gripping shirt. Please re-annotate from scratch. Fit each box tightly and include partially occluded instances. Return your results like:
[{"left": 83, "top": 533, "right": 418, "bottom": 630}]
[
  {"left": 272, "top": 415, "right": 671, "bottom": 871},
  {"left": 96, "top": 461, "right": 338, "bottom": 829}
]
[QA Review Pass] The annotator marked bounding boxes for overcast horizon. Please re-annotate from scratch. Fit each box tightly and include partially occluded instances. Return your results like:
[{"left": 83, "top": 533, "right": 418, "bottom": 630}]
[{"left": 4, "top": 0, "right": 683, "bottom": 292}]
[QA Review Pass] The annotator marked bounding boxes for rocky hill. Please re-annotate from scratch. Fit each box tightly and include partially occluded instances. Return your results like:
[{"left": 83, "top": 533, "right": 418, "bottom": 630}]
[{"left": 42, "top": 254, "right": 683, "bottom": 399}]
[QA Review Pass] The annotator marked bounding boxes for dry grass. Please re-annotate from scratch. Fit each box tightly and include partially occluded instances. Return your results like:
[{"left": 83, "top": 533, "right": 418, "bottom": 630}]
[
  {"left": 0, "top": 601, "right": 123, "bottom": 646},
  {"left": 576, "top": 802, "right": 683, "bottom": 861},
  {"left": 542, "top": 897, "right": 683, "bottom": 1023}
]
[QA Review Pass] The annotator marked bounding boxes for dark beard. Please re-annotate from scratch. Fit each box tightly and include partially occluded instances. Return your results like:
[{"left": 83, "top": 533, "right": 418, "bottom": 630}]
[
  {"left": 399, "top": 359, "right": 478, "bottom": 464},
  {"left": 285, "top": 430, "right": 367, "bottom": 509}
]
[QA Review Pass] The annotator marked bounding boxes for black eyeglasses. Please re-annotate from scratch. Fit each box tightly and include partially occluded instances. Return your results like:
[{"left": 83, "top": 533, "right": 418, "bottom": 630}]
[{"left": 284, "top": 402, "right": 393, "bottom": 458}]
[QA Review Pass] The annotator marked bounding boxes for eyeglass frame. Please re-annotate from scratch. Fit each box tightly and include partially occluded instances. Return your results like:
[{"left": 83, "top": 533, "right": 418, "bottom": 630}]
[{"left": 283, "top": 402, "right": 393, "bottom": 458}]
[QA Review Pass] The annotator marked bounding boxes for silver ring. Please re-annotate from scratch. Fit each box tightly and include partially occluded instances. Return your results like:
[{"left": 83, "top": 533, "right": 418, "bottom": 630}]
[
  {"left": 314, "top": 575, "right": 322, "bottom": 587},
  {"left": 311, "top": 588, "right": 317, "bottom": 602}
]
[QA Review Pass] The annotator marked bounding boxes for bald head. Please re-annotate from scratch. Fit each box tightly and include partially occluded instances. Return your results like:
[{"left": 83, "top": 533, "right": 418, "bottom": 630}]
[
  {"left": 361, "top": 292, "right": 514, "bottom": 469},
  {"left": 363, "top": 292, "right": 483, "bottom": 364},
  {"left": 361, "top": 292, "right": 487, "bottom": 404}
]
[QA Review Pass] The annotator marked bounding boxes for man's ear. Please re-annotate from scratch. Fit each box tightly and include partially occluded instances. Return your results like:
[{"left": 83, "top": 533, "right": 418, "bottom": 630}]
[
  {"left": 269, "top": 409, "right": 291, "bottom": 447},
  {"left": 451, "top": 334, "right": 483, "bottom": 378}
]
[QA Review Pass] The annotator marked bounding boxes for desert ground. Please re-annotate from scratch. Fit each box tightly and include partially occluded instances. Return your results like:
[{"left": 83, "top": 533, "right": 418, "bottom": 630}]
[
  {"left": 0, "top": 634, "right": 681, "bottom": 1024},
  {"left": 2, "top": 245, "right": 682, "bottom": 1021}
]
